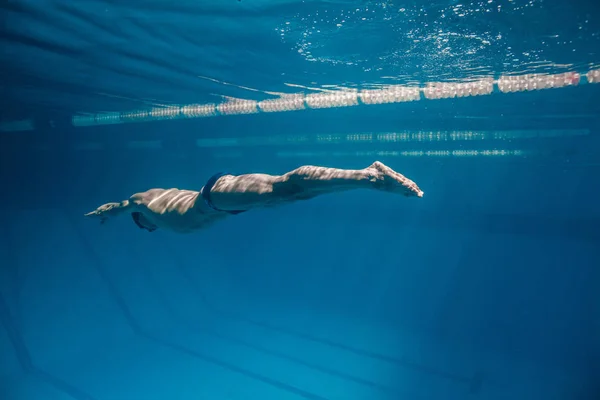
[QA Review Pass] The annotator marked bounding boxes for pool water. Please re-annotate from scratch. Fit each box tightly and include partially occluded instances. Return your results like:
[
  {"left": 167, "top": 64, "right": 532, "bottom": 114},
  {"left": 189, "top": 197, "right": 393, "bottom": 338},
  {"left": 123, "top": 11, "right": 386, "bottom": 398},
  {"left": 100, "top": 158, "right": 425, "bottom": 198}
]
[{"left": 0, "top": 1, "right": 599, "bottom": 399}]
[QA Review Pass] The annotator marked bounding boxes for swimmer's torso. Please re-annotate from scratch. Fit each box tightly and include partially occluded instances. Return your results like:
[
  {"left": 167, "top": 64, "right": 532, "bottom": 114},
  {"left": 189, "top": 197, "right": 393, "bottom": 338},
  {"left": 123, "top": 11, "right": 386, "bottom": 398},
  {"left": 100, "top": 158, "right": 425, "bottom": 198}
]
[{"left": 130, "top": 188, "right": 227, "bottom": 233}]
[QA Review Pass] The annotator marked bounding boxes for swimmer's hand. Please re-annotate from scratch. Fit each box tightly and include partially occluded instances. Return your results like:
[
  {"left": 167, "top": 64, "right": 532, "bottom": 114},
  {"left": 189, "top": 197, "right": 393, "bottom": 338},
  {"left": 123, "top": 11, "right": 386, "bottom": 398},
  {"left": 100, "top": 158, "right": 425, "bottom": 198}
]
[
  {"left": 365, "top": 161, "right": 424, "bottom": 198},
  {"left": 84, "top": 202, "right": 125, "bottom": 224}
]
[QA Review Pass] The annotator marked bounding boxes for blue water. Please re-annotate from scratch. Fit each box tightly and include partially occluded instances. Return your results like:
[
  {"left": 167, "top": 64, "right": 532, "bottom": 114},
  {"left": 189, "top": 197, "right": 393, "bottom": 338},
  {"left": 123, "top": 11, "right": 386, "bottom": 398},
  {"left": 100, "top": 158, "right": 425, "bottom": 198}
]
[{"left": 1, "top": 1, "right": 599, "bottom": 399}]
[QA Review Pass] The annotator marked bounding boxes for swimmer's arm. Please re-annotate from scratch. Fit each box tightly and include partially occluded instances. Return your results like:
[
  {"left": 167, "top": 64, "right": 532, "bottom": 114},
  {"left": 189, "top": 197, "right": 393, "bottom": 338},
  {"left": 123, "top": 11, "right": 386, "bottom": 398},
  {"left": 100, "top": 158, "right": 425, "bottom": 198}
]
[
  {"left": 84, "top": 189, "right": 171, "bottom": 223},
  {"left": 84, "top": 199, "right": 133, "bottom": 224}
]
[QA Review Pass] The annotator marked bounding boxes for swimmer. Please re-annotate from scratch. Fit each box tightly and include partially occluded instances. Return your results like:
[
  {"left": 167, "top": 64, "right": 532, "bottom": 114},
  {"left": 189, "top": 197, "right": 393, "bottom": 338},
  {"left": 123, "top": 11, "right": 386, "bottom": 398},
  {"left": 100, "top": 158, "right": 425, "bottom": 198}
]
[{"left": 84, "top": 161, "right": 423, "bottom": 233}]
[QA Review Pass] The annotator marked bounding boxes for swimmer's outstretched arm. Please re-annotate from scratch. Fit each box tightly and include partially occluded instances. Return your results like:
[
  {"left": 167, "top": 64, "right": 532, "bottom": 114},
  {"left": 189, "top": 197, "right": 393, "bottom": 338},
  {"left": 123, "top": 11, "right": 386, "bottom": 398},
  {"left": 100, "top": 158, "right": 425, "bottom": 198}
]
[
  {"left": 208, "top": 161, "right": 423, "bottom": 212},
  {"left": 84, "top": 199, "right": 132, "bottom": 223}
]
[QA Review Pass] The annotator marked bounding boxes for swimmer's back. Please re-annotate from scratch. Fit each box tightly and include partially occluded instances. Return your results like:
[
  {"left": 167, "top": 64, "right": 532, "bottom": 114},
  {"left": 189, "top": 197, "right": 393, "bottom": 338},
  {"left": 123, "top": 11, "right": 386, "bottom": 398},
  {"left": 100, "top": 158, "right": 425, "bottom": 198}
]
[
  {"left": 130, "top": 188, "right": 223, "bottom": 233},
  {"left": 130, "top": 188, "right": 199, "bottom": 214}
]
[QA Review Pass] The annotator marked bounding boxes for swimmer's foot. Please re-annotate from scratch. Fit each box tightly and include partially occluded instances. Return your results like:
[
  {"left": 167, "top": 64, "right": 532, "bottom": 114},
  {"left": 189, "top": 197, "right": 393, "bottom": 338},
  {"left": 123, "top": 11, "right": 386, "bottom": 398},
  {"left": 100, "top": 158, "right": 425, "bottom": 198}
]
[{"left": 365, "top": 161, "right": 424, "bottom": 198}]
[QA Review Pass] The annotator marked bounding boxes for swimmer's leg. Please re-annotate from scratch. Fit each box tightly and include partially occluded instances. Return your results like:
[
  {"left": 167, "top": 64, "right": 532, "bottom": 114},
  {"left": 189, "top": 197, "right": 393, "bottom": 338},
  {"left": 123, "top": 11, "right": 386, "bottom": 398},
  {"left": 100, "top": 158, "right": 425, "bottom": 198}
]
[{"left": 208, "top": 161, "right": 423, "bottom": 212}]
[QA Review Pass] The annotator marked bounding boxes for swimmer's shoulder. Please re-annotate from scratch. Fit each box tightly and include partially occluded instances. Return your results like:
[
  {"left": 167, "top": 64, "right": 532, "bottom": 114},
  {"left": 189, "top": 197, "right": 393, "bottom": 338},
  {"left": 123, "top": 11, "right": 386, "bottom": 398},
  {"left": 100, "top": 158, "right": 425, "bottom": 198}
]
[
  {"left": 129, "top": 188, "right": 197, "bottom": 214},
  {"left": 129, "top": 188, "right": 169, "bottom": 207}
]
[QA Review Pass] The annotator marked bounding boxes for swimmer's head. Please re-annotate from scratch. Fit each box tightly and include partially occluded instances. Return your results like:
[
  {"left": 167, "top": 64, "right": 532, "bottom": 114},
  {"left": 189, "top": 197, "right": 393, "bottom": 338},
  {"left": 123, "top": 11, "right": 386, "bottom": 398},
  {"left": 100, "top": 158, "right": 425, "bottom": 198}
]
[{"left": 131, "top": 212, "right": 157, "bottom": 232}]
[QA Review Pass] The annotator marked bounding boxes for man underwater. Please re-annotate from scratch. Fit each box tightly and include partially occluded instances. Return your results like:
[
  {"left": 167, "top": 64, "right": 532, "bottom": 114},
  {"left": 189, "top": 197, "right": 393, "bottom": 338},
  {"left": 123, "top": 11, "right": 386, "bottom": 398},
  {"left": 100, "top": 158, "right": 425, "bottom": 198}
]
[{"left": 84, "top": 161, "right": 424, "bottom": 233}]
